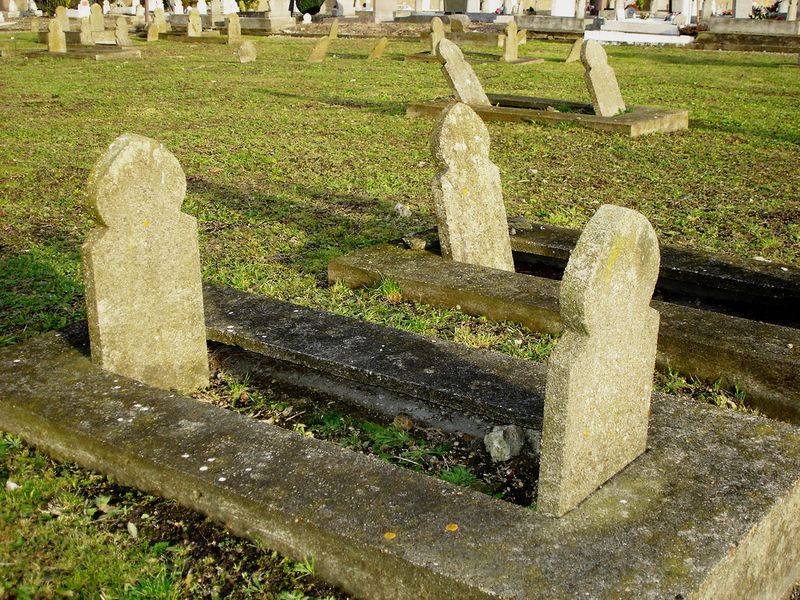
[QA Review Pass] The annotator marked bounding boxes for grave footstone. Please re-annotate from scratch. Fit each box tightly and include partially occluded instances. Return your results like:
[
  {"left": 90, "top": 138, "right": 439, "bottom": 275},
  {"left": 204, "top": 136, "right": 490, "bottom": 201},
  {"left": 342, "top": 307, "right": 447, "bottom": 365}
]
[
  {"left": 55, "top": 5, "right": 71, "bottom": 32},
  {"left": 538, "top": 204, "right": 660, "bottom": 518},
  {"left": 581, "top": 39, "right": 625, "bottom": 117},
  {"left": 430, "top": 16, "right": 444, "bottom": 56},
  {"left": 431, "top": 102, "right": 514, "bottom": 272},
  {"left": 368, "top": 36, "right": 388, "bottom": 59},
  {"left": 187, "top": 7, "right": 202, "bottom": 35},
  {"left": 147, "top": 21, "right": 158, "bottom": 40},
  {"left": 501, "top": 20, "right": 518, "bottom": 62},
  {"left": 436, "top": 39, "right": 490, "bottom": 107},
  {"left": 238, "top": 39, "right": 256, "bottom": 62},
  {"left": 48, "top": 18, "right": 67, "bottom": 52},
  {"left": 90, "top": 2, "right": 104, "bottom": 31},
  {"left": 328, "top": 17, "right": 338, "bottom": 38},
  {"left": 307, "top": 35, "right": 330, "bottom": 61},
  {"left": 565, "top": 36, "right": 582, "bottom": 62},
  {"left": 80, "top": 16, "right": 94, "bottom": 44},
  {"left": 227, "top": 12, "right": 241, "bottom": 43},
  {"left": 115, "top": 16, "right": 131, "bottom": 45},
  {"left": 83, "top": 134, "right": 209, "bottom": 393}
]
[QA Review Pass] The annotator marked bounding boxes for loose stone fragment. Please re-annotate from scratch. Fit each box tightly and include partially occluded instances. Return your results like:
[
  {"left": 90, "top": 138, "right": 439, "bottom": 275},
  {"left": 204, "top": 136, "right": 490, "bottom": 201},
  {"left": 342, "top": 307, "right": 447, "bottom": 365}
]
[
  {"left": 565, "top": 36, "right": 582, "bottom": 63},
  {"left": 82, "top": 134, "right": 209, "bottom": 393},
  {"left": 436, "top": 38, "right": 490, "bottom": 107},
  {"left": 430, "top": 102, "right": 515, "bottom": 272},
  {"left": 238, "top": 39, "right": 256, "bottom": 62},
  {"left": 114, "top": 16, "right": 131, "bottom": 46},
  {"left": 484, "top": 425, "right": 525, "bottom": 462},
  {"left": 227, "top": 12, "right": 241, "bottom": 44},
  {"left": 501, "top": 19, "right": 518, "bottom": 62},
  {"left": 307, "top": 36, "right": 330, "bottom": 62},
  {"left": 581, "top": 39, "right": 626, "bottom": 117},
  {"left": 538, "top": 204, "right": 660, "bottom": 517},
  {"left": 368, "top": 36, "right": 388, "bottom": 59},
  {"left": 430, "top": 16, "right": 444, "bottom": 56},
  {"left": 187, "top": 7, "right": 202, "bottom": 37},
  {"left": 48, "top": 19, "right": 67, "bottom": 53}
]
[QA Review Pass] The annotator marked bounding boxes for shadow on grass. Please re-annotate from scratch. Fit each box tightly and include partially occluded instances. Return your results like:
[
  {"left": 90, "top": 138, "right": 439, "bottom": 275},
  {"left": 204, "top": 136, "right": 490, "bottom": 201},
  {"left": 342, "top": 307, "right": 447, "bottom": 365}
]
[
  {"left": 642, "top": 51, "right": 793, "bottom": 68},
  {"left": 691, "top": 118, "right": 800, "bottom": 146},
  {"left": 257, "top": 88, "right": 408, "bottom": 115}
]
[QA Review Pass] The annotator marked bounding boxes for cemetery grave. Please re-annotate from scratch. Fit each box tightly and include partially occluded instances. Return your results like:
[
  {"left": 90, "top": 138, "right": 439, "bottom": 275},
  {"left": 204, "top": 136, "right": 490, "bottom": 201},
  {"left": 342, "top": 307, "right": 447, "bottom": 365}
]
[
  {"left": 1, "top": 32, "right": 799, "bottom": 598},
  {"left": 408, "top": 38, "right": 689, "bottom": 136}
]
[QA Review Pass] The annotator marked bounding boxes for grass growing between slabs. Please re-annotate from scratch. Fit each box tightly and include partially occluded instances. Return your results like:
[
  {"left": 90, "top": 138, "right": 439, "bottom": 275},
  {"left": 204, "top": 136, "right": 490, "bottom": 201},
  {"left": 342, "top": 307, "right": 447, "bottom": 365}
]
[{"left": 0, "top": 31, "right": 798, "bottom": 596}]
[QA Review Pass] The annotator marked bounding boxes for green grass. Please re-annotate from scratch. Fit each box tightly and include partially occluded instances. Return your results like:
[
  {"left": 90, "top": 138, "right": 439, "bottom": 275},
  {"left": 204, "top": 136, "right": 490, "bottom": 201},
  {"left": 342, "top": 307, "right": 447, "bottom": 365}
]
[{"left": 0, "top": 31, "right": 798, "bottom": 595}]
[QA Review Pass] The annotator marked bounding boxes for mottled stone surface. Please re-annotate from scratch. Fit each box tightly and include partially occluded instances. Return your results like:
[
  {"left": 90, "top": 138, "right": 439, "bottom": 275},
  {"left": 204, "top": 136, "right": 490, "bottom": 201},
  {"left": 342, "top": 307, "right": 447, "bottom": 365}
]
[
  {"left": 430, "top": 16, "right": 444, "bottom": 55},
  {"left": 484, "top": 425, "right": 525, "bottom": 462},
  {"left": 82, "top": 134, "right": 208, "bottom": 393},
  {"left": 30, "top": 15, "right": 40, "bottom": 32},
  {"left": 431, "top": 103, "right": 514, "bottom": 272},
  {"left": 565, "top": 36, "right": 582, "bottom": 62},
  {"left": 450, "top": 17, "right": 464, "bottom": 32},
  {"left": 154, "top": 7, "right": 170, "bottom": 32},
  {"left": 237, "top": 39, "right": 256, "bottom": 62},
  {"left": 307, "top": 36, "right": 330, "bottom": 62},
  {"left": 90, "top": 2, "right": 104, "bottom": 31},
  {"left": 789, "top": 0, "right": 797, "bottom": 21},
  {"left": 147, "top": 21, "right": 158, "bottom": 41},
  {"left": 367, "top": 36, "right": 387, "bottom": 59},
  {"left": 188, "top": 7, "right": 202, "bottom": 36},
  {"left": 48, "top": 19, "right": 67, "bottom": 53},
  {"left": 114, "top": 16, "right": 131, "bottom": 46},
  {"left": 55, "top": 5, "right": 70, "bottom": 32},
  {"left": 328, "top": 17, "right": 338, "bottom": 38},
  {"left": 226, "top": 12, "right": 241, "bottom": 43},
  {"left": 535, "top": 205, "right": 661, "bottom": 517},
  {"left": 581, "top": 39, "right": 626, "bottom": 117},
  {"left": 79, "top": 16, "right": 93, "bottom": 45},
  {"left": 517, "top": 28, "right": 527, "bottom": 44},
  {"left": 3, "top": 319, "right": 800, "bottom": 599},
  {"left": 437, "top": 39, "right": 490, "bottom": 107},
  {"left": 501, "top": 19, "right": 517, "bottom": 62}
]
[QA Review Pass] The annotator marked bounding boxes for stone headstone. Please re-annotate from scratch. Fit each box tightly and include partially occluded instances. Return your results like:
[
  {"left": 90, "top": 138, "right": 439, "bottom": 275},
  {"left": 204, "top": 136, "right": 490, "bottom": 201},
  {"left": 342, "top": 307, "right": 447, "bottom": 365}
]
[
  {"left": 48, "top": 18, "right": 67, "bottom": 52},
  {"left": 581, "top": 40, "right": 625, "bottom": 117},
  {"left": 328, "top": 17, "right": 338, "bottom": 38},
  {"left": 78, "top": 0, "right": 91, "bottom": 17},
  {"left": 430, "top": 102, "right": 514, "bottom": 272},
  {"left": 501, "top": 19, "right": 518, "bottom": 62},
  {"left": 450, "top": 17, "right": 464, "bottom": 32},
  {"left": 30, "top": 15, "right": 40, "bottom": 31},
  {"left": 537, "top": 204, "right": 660, "bottom": 518},
  {"left": 517, "top": 28, "right": 526, "bottom": 45},
  {"left": 210, "top": 0, "right": 222, "bottom": 20},
  {"left": 238, "top": 39, "right": 256, "bottom": 62},
  {"left": 436, "top": 39, "right": 490, "bottom": 107},
  {"left": 565, "top": 36, "right": 582, "bottom": 62},
  {"left": 55, "top": 6, "right": 71, "bottom": 32},
  {"left": 222, "top": 0, "right": 238, "bottom": 14},
  {"left": 788, "top": 0, "right": 797, "bottom": 21},
  {"left": 226, "top": 12, "right": 240, "bottom": 43},
  {"left": 147, "top": 21, "right": 158, "bottom": 39},
  {"left": 83, "top": 134, "right": 209, "bottom": 393},
  {"left": 153, "top": 7, "right": 169, "bottom": 31},
  {"left": 430, "top": 17, "right": 444, "bottom": 56},
  {"left": 187, "top": 7, "right": 202, "bottom": 35},
  {"left": 80, "top": 16, "right": 94, "bottom": 44},
  {"left": 197, "top": 0, "right": 208, "bottom": 13},
  {"left": 302, "top": 12, "right": 311, "bottom": 22},
  {"left": 307, "top": 36, "right": 330, "bottom": 62},
  {"left": 103, "top": 0, "right": 110, "bottom": 13},
  {"left": 90, "top": 2, "right": 104, "bottom": 31},
  {"left": 733, "top": 0, "right": 749, "bottom": 17},
  {"left": 673, "top": 12, "right": 687, "bottom": 26},
  {"left": 373, "top": 0, "right": 394, "bottom": 21},
  {"left": 7, "top": 0, "right": 18, "bottom": 15},
  {"left": 115, "top": 16, "right": 131, "bottom": 45},
  {"left": 367, "top": 36, "right": 388, "bottom": 59},
  {"left": 700, "top": 0, "right": 712, "bottom": 18}
]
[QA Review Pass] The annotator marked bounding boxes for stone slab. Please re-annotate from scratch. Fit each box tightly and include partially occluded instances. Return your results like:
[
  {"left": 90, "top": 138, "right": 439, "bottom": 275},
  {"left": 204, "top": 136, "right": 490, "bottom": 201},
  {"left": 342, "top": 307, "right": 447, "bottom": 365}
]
[
  {"left": 407, "top": 94, "right": 689, "bottom": 137},
  {"left": 3, "top": 316, "right": 800, "bottom": 599},
  {"left": 514, "top": 14, "right": 590, "bottom": 32},
  {"left": 27, "top": 46, "right": 142, "bottom": 59},
  {"left": 693, "top": 31, "right": 800, "bottom": 52},
  {"left": 584, "top": 29, "right": 696, "bottom": 45},
  {"left": 328, "top": 245, "right": 800, "bottom": 422},
  {"left": 707, "top": 16, "right": 800, "bottom": 35},
  {"left": 159, "top": 31, "right": 227, "bottom": 42}
]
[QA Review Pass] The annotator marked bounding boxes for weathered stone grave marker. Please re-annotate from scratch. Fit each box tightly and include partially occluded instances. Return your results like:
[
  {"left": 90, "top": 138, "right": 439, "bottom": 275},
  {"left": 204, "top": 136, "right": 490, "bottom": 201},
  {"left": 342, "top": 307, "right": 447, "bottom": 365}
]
[
  {"left": 238, "top": 39, "right": 256, "bottom": 62},
  {"left": 90, "top": 2, "right": 104, "bottom": 32},
  {"left": 188, "top": 7, "right": 202, "bottom": 37},
  {"left": 55, "top": 5, "right": 71, "bottom": 32},
  {"left": 115, "top": 16, "right": 131, "bottom": 46},
  {"left": 436, "top": 39, "right": 490, "bottom": 106},
  {"left": 80, "top": 16, "right": 94, "bottom": 44},
  {"left": 227, "top": 12, "right": 241, "bottom": 44},
  {"left": 581, "top": 39, "right": 625, "bottom": 117},
  {"left": 430, "top": 16, "right": 444, "bottom": 56},
  {"left": 565, "top": 35, "right": 582, "bottom": 62},
  {"left": 153, "top": 7, "right": 169, "bottom": 32},
  {"left": 431, "top": 102, "right": 515, "bottom": 272},
  {"left": 538, "top": 204, "right": 660, "bottom": 517},
  {"left": 367, "top": 36, "right": 388, "bottom": 59},
  {"left": 82, "top": 134, "right": 209, "bottom": 393},
  {"left": 328, "top": 17, "right": 338, "bottom": 39},
  {"left": 450, "top": 17, "right": 465, "bottom": 32},
  {"left": 307, "top": 35, "right": 330, "bottom": 62},
  {"left": 48, "top": 18, "right": 67, "bottom": 53},
  {"left": 147, "top": 21, "right": 159, "bottom": 41},
  {"left": 501, "top": 19, "right": 518, "bottom": 62}
]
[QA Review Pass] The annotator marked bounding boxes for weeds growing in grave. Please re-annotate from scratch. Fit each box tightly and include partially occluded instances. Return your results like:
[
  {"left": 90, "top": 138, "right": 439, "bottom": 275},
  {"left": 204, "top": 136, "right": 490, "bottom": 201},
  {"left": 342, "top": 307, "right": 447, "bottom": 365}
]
[{"left": 654, "top": 367, "right": 761, "bottom": 415}]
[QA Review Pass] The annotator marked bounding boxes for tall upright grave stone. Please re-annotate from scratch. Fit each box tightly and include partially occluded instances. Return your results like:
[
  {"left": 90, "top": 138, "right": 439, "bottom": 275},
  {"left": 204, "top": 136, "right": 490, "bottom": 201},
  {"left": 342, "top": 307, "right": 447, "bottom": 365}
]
[
  {"left": 90, "top": 2, "right": 104, "bottom": 31},
  {"left": 187, "top": 7, "right": 202, "bottom": 35},
  {"left": 501, "top": 19, "right": 518, "bottom": 62},
  {"left": 48, "top": 18, "right": 67, "bottom": 52},
  {"left": 436, "top": 39, "right": 490, "bottom": 106},
  {"left": 115, "top": 16, "right": 131, "bottom": 45},
  {"left": 55, "top": 5, "right": 71, "bottom": 31},
  {"left": 429, "top": 16, "right": 444, "bottom": 56},
  {"left": 227, "top": 12, "right": 241, "bottom": 43},
  {"left": 538, "top": 204, "right": 660, "bottom": 517},
  {"left": 430, "top": 103, "right": 515, "bottom": 272},
  {"left": 581, "top": 40, "right": 625, "bottom": 117},
  {"left": 83, "top": 134, "right": 209, "bottom": 393}
]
